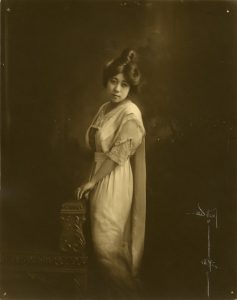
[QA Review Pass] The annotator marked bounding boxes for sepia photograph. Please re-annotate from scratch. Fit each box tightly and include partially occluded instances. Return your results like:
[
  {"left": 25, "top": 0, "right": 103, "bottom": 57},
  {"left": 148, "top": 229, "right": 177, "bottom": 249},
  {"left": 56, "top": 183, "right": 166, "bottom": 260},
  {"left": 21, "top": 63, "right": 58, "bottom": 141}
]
[{"left": 0, "top": 0, "right": 236, "bottom": 299}]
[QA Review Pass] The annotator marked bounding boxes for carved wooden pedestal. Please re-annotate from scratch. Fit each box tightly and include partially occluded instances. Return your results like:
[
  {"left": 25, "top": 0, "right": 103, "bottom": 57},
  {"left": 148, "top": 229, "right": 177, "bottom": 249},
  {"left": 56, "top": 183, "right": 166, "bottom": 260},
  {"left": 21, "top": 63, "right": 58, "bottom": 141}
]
[
  {"left": 0, "top": 199, "right": 88, "bottom": 299},
  {"left": 60, "top": 198, "right": 87, "bottom": 255}
]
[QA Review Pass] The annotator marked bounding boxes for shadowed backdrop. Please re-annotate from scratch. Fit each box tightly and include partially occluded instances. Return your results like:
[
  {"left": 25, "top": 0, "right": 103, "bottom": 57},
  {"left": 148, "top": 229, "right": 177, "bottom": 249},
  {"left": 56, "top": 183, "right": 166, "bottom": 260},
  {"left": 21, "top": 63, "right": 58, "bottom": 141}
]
[{"left": 1, "top": 0, "right": 236, "bottom": 298}]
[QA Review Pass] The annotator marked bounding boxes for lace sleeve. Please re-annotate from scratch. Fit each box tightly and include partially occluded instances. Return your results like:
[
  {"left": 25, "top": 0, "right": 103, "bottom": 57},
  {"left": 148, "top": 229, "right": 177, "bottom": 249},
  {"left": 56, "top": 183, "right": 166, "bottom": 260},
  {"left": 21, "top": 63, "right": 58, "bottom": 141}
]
[{"left": 106, "top": 120, "right": 143, "bottom": 165}]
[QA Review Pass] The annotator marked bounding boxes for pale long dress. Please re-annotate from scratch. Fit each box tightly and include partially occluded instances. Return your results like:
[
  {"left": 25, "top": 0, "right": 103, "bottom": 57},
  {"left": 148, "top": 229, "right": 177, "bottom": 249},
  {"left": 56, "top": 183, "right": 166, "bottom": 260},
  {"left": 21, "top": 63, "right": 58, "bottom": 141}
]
[{"left": 85, "top": 99, "right": 146, "bottom": 296}]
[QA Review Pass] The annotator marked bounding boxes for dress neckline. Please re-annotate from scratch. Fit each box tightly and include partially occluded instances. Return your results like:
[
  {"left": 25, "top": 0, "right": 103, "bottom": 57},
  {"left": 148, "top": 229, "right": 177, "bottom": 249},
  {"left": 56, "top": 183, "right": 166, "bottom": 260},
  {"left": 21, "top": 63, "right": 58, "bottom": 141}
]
[
  {"left": 92, "top": 99, "right": 131, "bottom": 128},
  {"left": 102, "top": 99, "right": 131, "bottom": 117}
]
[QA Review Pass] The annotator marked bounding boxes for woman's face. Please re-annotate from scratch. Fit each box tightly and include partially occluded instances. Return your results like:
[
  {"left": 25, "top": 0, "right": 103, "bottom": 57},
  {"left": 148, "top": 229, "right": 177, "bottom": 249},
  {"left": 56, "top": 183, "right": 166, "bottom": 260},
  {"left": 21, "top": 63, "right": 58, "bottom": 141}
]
[{"left": 106, "top": 73, "right": 130, "bottom": 103}]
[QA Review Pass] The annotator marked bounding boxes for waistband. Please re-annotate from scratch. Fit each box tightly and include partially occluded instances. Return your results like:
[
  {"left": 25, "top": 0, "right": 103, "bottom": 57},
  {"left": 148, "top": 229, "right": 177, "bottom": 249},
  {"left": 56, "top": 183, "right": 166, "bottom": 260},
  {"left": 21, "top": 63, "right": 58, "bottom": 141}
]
[{"left": 94, "top": 152, "right": 107, "bottom": 162}]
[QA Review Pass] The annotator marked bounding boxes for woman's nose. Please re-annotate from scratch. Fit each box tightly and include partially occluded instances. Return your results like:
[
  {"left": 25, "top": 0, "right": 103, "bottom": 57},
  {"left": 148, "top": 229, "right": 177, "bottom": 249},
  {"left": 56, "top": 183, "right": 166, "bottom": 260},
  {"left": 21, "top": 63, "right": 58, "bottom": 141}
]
[{"left": 114, "top": 83, "right": 121, "bottom": 92}]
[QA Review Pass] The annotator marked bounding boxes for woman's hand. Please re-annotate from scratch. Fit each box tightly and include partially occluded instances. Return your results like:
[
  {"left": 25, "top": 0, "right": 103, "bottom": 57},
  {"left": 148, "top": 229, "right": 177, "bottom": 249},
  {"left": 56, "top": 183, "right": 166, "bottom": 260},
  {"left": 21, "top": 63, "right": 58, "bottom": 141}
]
[{"left": 76, "top": 181, "right": 96, "bottom": 200}]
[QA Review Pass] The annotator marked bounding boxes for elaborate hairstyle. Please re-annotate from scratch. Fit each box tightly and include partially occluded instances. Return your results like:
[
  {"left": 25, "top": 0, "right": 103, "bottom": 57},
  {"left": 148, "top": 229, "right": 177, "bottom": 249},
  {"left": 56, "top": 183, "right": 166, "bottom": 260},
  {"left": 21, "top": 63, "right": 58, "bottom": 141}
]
[{"left": 102, "top": 48, "right": 142, "bottom": 95}]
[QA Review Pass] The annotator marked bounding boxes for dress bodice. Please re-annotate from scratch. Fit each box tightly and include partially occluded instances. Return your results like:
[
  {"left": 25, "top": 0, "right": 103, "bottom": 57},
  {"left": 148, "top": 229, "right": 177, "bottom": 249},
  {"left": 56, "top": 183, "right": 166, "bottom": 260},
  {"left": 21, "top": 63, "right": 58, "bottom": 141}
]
[{"left": 86, "top": 100, "right": 145, "bottom": 154}]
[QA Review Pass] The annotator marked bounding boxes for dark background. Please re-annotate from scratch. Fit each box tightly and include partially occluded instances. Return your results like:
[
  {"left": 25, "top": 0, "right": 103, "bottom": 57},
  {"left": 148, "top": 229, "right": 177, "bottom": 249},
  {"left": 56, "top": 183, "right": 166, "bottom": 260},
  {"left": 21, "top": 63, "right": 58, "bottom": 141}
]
[{"left": 1, "top": 0, "right": 236, "bottom": 299}]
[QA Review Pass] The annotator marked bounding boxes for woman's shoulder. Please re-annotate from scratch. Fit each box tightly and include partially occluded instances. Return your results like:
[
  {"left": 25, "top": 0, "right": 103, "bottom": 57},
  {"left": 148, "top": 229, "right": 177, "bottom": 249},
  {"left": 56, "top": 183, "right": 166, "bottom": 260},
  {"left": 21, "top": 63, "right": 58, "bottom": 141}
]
[
  {"left": 98, "top": 101, "right": 110, "bottom": 111},
  {"left": 122, "top": 100, "right": 145, "bottom": 132},
  {"left": 123, "top": 100, "right": 142, "bottom": 117}
]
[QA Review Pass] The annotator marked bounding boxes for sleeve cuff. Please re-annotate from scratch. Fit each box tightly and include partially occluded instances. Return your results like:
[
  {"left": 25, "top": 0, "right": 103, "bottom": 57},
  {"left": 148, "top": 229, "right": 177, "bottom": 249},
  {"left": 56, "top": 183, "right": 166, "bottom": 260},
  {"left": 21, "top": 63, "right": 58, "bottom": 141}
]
[{"left": 106, "top": 151, "right": 126, "bottom": 166}]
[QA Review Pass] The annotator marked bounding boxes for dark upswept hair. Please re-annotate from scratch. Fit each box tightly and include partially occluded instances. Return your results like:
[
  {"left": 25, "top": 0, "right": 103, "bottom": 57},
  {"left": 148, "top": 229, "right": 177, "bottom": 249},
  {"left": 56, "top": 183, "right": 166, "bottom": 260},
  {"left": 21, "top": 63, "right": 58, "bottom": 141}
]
[{"left": 102, "top": 48, "right": 142, "bottom": 95}]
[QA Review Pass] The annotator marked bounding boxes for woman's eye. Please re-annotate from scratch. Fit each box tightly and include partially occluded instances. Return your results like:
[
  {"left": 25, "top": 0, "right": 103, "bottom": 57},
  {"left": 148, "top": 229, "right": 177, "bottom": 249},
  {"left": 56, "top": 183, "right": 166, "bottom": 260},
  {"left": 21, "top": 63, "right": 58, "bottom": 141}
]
[
  {"left": 110, "top": 79, "right": 117, "bottom": 84},
  {"left": 122, "top": 82, "right": 129, "bottom": 88}
]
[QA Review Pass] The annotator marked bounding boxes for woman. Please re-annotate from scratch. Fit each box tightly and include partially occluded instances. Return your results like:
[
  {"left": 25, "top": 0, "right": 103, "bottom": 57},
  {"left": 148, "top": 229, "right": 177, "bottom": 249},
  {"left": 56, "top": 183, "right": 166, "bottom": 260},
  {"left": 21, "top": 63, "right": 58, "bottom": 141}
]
[{"left": 77, "top": 48, "right": 146, "bottom": 299}]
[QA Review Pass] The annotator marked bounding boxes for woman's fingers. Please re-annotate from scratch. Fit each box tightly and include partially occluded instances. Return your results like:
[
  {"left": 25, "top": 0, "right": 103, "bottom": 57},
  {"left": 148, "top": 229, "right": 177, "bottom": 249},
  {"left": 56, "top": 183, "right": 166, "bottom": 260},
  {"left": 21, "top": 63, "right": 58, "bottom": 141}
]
[
  {"left": 79, "top": 186, "right": 87, "bottom": 199},
  {"left": 76, "top": 182, "right": 94, "bottom": 200},
  {"left": 76, "top": 187, "right": 84, "bottom": 200},
  {"left": 84, "top": 191, "right": 90, "bottom": 200},
  {"left": 76, "top": 187, "right": 85, "bottom": 200},
  {"left": 79, "top": 188, "right": 84, "bottom": 199},
  {"left": 76, "top": 187, "right": 81, "bottom": 200}
]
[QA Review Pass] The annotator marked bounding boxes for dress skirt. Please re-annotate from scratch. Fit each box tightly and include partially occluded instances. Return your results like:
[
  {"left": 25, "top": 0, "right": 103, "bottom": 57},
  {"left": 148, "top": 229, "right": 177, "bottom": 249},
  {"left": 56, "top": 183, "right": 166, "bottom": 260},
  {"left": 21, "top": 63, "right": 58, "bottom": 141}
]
[{"left": 90, "top": 152, "right": 138, "bottom": 297}]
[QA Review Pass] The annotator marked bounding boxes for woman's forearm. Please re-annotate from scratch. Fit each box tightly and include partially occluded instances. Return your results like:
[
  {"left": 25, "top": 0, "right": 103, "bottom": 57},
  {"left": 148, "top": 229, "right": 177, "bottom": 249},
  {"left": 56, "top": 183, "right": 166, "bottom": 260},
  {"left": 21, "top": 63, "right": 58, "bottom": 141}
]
[{"left": 91, "top": 158, "right": 117, "bottom": 185}]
